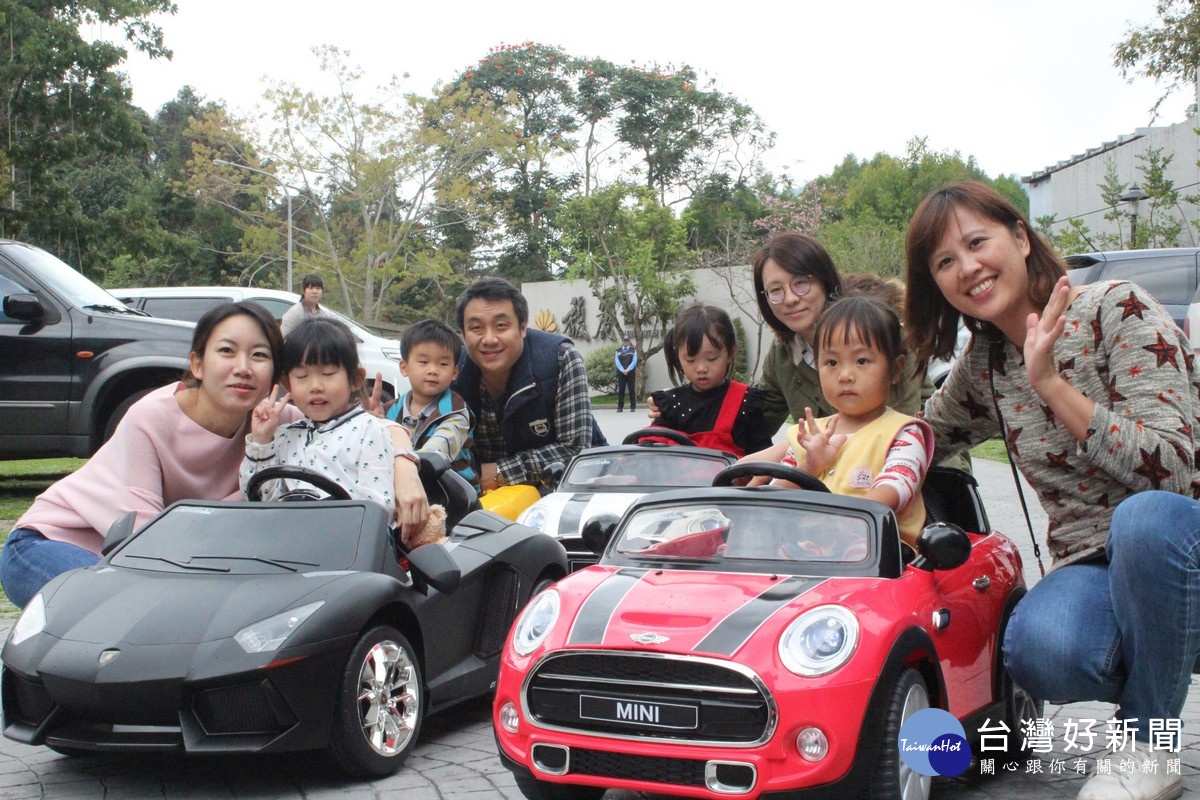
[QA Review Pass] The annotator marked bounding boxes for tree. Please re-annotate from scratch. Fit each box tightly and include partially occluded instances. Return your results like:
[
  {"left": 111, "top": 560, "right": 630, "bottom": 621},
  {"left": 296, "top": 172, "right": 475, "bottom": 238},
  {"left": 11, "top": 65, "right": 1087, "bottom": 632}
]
[
  {"left": 680, "top": 174, "right": 766, "bottom": 267},
  {"left": 1114, "top": 0, "right": 1200, "bottom": 120},
  {"left": 0, "top": 0, "right": 174, "bottom": 262},
  {"left": 454, "top": 42, "right": 581, "bottom": 282},
  {"left": 613, "top": 65, "right": 771, "bottom": 206},
  {"left": 559, "top": 183, "right": 694, "bottom": 396},
  {"left": 209, "top": 47, "right": 511, "bottom": 324}
]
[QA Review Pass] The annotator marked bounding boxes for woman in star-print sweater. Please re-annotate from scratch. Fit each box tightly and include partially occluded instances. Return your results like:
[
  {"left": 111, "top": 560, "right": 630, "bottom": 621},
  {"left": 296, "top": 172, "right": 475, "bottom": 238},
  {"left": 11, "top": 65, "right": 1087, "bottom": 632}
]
[{"left": 905, "top": 181, "right": 1200, "bottom": 796}]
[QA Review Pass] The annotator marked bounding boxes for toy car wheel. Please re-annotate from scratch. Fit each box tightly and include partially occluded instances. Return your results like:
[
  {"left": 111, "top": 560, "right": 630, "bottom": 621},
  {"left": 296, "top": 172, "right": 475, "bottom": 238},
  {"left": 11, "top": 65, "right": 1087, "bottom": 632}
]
[
  {"left": 512, "top": 765, "right": 605, "bottom": 800},
  {"left": 870, "top": 667, "right": 932, "bottom": 800},
  {"left": 1000, "top": 668, "right": 1043, "bottom": 762},
  {"left": 329, "top": 625, "right": 423, "bottom": 777}
]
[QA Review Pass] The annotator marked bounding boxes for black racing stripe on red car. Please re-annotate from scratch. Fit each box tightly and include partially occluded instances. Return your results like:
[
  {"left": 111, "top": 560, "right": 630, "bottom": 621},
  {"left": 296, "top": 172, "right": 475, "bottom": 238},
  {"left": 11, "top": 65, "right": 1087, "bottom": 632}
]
[
  {"left": 557, "top": 493, "right": 594, "bottom": 536},
  {"left": 693, "top": 576, "right": 825, "bottom": 656},
  {"left": 566, "top": 568, "right": 648, "bottom": 645}
]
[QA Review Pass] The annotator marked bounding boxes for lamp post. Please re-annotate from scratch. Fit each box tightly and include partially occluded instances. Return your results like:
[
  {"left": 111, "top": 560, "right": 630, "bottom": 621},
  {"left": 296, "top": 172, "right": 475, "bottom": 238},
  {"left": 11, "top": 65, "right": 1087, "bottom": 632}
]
[
  {"left": 214, "top": 159, "right": 294, "bottom": 293},
  {"left": 1119, "top": 183, "right": 1150, "bottom": 249}
]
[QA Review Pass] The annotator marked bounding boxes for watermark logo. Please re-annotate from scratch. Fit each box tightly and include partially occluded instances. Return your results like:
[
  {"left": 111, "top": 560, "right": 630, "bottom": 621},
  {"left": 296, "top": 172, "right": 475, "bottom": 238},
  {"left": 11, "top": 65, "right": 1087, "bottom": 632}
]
[{"left": 898, "top": 708, "right": 973, "bottom": 777}]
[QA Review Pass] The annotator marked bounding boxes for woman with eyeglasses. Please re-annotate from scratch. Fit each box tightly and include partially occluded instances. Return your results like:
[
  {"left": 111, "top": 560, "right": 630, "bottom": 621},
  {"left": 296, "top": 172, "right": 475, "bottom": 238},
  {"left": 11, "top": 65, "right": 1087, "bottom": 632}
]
[{"left": 751, "top": 233, "right": 928, "bottom": 435}]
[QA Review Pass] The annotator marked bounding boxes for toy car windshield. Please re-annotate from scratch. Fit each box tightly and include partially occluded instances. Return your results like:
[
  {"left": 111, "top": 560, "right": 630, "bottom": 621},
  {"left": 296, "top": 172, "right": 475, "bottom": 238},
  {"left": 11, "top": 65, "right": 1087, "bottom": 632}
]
[
  {"left": 110, "top": 504, "right": 368, "bottom": 574},
  {"left": 613, "top": 501, "right": 872, "bottom": 564},
  {"left": 562, "top": 451, "right": 729, "bottom": 490}
]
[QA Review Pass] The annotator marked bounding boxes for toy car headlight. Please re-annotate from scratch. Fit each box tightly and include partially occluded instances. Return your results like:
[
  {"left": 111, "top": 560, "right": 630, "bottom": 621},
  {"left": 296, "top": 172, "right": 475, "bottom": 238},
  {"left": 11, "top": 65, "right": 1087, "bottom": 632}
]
[
  {"left": 519, "top": 504, "right": 548, "bottom": 532},
  {"left": 512, "top": 589, "right": 560, "bottom": 656},
  {"left": 10, "top": 593, "right": 46, "bottom": 646},
  {"left": 778, "top": 605, "right": 859, "bottom": 676},
  {"left": 234, "top": 601, "right": 324, "bottom": 654}
]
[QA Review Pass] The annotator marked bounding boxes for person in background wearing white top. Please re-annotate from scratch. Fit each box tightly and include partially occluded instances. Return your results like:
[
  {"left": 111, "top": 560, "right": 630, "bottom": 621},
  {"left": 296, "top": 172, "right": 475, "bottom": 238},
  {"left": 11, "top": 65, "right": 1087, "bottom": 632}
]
[{"left": 280, "top": 273, "right": 334, "bottom": 337}]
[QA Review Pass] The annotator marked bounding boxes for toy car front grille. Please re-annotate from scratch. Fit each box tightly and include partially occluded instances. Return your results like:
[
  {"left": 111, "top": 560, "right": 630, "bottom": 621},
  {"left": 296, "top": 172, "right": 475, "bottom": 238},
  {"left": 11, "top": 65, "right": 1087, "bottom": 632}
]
[
  {"left": 564, "top": 746, "right": 708, "bottom": 786},
  {"left": 4, "top": 672, "right": 53, "bottom": 727},
  {"left": 192, "top": 680, "right": 295, "bottom": 736},
  {"left": 524, "top": 651, "right": 773, "bottom": 745}
]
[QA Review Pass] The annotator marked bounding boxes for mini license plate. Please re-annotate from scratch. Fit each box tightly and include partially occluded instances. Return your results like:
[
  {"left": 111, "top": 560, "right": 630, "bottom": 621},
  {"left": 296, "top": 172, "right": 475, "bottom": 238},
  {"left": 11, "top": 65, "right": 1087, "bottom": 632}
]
[{"left": 579, "top": 694, "right": 699, "bottom": 730}]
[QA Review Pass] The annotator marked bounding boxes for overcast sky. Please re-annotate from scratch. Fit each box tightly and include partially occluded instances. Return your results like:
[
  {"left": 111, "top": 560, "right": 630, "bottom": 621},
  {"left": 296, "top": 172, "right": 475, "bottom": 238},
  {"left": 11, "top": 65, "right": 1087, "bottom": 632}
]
[{"left": 107, "top": 0, "right": 1194, "bottom": 185}]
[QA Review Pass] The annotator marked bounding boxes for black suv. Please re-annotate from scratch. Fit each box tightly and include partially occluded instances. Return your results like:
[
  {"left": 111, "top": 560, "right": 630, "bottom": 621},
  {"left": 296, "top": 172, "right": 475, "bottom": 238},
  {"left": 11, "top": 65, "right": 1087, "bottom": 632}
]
[
  {"left": 0, "top": 241, "right": 194, "bottom": 460},
  {"left": 1066, "top": 248, "right": 1200, "bottom": 331}
]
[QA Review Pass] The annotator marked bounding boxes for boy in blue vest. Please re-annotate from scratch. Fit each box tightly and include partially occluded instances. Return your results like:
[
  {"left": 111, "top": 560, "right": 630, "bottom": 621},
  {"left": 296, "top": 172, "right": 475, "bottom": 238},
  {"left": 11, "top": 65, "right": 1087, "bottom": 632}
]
[{"left": 387, "top": 319, "right": 479, "bottom": 493}]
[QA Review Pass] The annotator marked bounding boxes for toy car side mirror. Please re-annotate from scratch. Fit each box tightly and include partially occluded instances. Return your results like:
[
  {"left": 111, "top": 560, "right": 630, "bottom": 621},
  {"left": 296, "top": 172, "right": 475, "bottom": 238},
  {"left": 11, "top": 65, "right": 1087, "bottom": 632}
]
[
  {"left": 101, "top": 511, "right": 137, "bottom": 556},
  {"left": 916, "top": 521, "right": 971, "bottom": 571},
  {"left": 582, "top": 513, "right": 620, "bottom": 554},
  {"left": 406, "top": 542, "right": 461, "bottom": 594}
]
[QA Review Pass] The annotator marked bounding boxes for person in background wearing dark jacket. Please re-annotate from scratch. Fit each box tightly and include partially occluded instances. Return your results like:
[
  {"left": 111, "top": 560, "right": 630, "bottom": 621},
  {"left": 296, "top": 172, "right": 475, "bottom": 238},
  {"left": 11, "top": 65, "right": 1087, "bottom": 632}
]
[
  {"left": 614, "top": 334, "right": 638, "bottom": 412},
  {"left": 451, "top": 277, "right": 606, "bottom": 491}
]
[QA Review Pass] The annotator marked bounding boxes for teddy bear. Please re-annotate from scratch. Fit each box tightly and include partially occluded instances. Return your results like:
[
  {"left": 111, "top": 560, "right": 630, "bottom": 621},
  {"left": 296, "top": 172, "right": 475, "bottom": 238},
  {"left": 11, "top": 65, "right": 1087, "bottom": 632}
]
[{"left": 401, "top": 503, "right": 448, "bottom": 549}]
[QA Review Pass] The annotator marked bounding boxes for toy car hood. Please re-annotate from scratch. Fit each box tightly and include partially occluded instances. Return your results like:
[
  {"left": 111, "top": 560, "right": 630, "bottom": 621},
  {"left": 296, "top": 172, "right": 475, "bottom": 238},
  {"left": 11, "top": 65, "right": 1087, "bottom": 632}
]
[
  {"left": 32, "top": 566, "right": 359, "bottom": 647},
  {"left": 548, "top": 566, "right": 849, "bottom": 658}
]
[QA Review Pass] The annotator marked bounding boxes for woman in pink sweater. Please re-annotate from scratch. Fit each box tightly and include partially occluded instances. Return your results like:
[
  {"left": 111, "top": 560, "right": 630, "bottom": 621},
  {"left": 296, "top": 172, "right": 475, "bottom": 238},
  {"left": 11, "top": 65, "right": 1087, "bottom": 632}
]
[
  {"left": 0, "top": 302, "right": 286, "bottom": 607},
  {"left": 2, "top": 301, "right": 428, "bottom": 608}
]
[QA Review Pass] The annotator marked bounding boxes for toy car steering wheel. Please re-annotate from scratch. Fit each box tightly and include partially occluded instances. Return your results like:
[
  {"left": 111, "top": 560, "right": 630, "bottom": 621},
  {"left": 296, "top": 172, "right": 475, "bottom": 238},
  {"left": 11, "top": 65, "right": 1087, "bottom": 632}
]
[
  {"left": 622, "top": 427, "right": 697, "bottom": 447},
  {"left": 245, "top": 464, "right": 353, "bottom": 502},
  {"left": 712, "top": 461, "right": 830, "bottom": 493}
]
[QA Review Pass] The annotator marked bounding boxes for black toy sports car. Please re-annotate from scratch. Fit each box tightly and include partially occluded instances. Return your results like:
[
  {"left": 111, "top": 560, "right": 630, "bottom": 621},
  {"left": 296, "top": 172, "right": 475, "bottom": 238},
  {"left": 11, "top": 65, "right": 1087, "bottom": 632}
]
[{"left": 1, "top": 462, "right": 568, "bottom": 777}]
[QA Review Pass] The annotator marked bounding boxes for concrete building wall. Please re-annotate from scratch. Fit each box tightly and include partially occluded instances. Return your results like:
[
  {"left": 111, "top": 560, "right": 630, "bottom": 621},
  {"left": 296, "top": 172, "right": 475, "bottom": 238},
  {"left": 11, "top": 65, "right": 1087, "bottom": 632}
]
[
  {"left": 522, "top": 266, "right": 775, "bottom": 398},
  {"left": 1024, "top": 115, "right": 1200, "bottom": 248}
]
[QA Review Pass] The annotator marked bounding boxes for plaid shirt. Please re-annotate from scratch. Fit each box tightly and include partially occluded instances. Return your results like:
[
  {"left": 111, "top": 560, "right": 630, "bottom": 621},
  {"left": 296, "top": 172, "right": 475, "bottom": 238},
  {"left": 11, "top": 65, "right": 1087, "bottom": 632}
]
[{"left": 473, "top": 341, "right": 594, "bottom": 487}]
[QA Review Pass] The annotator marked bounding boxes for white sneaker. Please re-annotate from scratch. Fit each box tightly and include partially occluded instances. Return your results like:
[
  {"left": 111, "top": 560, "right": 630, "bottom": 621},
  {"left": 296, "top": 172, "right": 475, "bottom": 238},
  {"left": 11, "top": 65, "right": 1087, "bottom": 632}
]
[{"left": 1076, "top": 748, "right": 1183, "bottom": 800}]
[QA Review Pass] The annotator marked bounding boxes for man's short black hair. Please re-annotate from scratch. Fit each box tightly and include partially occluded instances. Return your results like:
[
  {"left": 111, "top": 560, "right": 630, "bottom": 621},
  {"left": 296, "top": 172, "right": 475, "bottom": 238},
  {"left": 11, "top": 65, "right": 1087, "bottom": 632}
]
[
  {"left": 401, "top": 318, "right": 463, "bottom": 362},
  {"left": 454, "top": 276, "right": 528, "bottom": 331},
  {"left": 301, "top": 273, "right": 324, "bottom": 290}
]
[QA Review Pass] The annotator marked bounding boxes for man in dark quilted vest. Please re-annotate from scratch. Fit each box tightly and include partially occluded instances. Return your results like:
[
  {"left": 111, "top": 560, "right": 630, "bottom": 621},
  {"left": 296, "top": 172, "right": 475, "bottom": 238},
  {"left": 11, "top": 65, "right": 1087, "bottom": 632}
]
[{"left": 452, "top": 277, "right": 606, "bottom": 491}]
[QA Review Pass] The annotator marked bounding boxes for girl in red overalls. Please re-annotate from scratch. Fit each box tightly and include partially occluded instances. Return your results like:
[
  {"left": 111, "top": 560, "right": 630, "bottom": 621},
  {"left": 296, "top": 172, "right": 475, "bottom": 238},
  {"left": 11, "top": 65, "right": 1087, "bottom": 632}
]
[{"left": 648, "top": 304, "right": 774, "bottom": 458}]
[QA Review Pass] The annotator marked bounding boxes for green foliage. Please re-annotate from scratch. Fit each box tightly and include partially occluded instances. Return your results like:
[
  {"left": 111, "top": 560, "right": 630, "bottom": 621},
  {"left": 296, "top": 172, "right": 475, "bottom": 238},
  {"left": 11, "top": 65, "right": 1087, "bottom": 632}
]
[
  {"left": 1114, "top": 0, "right": 1200, "bottom": 119},
  {"left": 731, "top": 316, "right": 750, "bottom": 384},
  {"left": 584, "top": 343, "right": 621, "bottom": 394},
  {"left": 0, "top": 0, "right": 174, "bottom": 258},
  {"left": 817, "top": 217, "right": 906, "bottom": 277},
  {"left": 1035, "top": 215, "right": 1097, "bottom": 256},
  {"left": 453, "top": 42, "right": 581, "bottom": 282},
  {"left": 561, "top": 183, "right": 694, "bottom": 363}
]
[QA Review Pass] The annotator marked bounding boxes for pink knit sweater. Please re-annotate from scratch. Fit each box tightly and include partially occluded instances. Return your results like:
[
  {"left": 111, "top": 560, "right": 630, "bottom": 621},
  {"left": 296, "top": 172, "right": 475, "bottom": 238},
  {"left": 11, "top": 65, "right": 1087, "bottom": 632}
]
[{"left": 16, "top": 383, "right": 298, "bottom": 554}]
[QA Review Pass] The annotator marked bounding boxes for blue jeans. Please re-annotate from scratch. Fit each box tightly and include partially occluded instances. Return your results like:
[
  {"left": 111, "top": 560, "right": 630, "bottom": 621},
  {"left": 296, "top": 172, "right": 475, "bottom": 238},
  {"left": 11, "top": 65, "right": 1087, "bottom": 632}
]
[
  {"left": 1003, "top": 490, "right": 1200, "bottom": 741},
  {"left": 0, "top": 528, "right": 99, "bottom": 609}
]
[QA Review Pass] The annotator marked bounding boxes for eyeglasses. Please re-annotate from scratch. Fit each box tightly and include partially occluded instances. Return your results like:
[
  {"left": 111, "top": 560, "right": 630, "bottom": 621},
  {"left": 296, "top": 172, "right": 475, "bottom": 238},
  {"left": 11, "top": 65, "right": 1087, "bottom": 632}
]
[{"left": 763, "top": 276, "right": 814, "bottom": 304}]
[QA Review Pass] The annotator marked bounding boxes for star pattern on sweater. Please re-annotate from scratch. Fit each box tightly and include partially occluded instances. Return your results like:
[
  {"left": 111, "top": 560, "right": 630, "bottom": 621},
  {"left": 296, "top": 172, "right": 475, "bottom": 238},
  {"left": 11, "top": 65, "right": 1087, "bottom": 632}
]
[
  {"left": 1045, "top": 449, "right": 1073, "bottom": 472},
  {"left": 1144, "top": 332, "right": 1181, "bottom": 370},
  {"left": 1005, "top": 426, "right": 1022, "bottom": 458},
  {"left": 1107, "top": 377, "right": 1126, "bottom": 407},
  {"left": 1116, "top": 291, "right": 1150, "bottom": 320},
  {"left": 1133, "top": 445, "right": 1171, "bottom": 489},
  {"left": 948, "top": 427, "right": 973, "bottom": 444},
  {"left": 960, "top": 392, "right": 991, "bottom": 421},
  {"left": 1057, "top": 357, "right": 1076, "bottom": 373},
  {"left": 989, "top": 346, "right": 1009, "bottom": 378},
  {"left": 1091, "top": 308, "right": 1104, "bottom": 349}
]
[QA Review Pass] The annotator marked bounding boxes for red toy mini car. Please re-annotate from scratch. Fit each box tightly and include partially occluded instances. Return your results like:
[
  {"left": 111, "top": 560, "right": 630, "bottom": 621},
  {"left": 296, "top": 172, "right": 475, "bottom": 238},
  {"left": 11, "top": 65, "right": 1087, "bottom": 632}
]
[{"left": 493, "top": 464, "right": 1037, "bottom": 800}]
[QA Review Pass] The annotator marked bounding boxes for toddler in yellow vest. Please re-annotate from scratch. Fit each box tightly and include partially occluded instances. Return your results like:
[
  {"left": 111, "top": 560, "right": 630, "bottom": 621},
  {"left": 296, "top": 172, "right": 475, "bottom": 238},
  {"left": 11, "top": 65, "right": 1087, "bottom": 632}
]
[{"left": 757, "top": 296, "right": 934, "bottom": 550}]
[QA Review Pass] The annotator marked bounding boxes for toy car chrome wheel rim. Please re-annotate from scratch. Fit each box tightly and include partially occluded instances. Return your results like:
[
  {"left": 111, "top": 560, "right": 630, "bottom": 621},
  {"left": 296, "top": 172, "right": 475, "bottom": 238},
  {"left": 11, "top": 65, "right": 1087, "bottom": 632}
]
[
  {"left": 357, "top": 639, "right": 419, "bottom": 756},
  {"left": 897, "top": 681, "right": 932, "bottom": 800}
]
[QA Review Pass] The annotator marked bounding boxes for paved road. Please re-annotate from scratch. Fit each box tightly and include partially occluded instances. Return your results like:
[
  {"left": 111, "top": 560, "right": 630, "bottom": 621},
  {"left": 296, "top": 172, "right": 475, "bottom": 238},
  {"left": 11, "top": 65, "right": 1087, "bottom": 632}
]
[{"left": 0, "top": 407, "right": 1195, "bottom": 799}]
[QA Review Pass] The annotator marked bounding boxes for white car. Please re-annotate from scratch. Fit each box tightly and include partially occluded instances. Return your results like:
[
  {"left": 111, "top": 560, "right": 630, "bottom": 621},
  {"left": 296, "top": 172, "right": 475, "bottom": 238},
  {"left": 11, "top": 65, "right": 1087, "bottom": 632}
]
[
  {"left": 517, "top": 431, "right": 738, "bottom": 570},
  {"left": 111, "top": 286, "right": 407, "bottom": 400}
]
